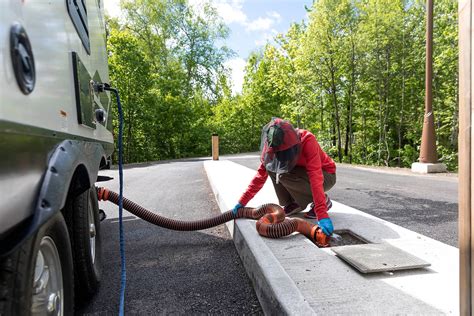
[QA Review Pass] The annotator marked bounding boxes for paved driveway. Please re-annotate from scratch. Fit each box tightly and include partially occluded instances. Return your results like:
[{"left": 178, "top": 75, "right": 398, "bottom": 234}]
[{"left": 79, "top": 159, "right": 262, "bottom": 314}]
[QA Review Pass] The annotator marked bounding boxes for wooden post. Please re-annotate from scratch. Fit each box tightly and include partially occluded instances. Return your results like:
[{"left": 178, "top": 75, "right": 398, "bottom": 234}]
[
  {"left": 458, "top": 0, "right": 473, "bottom": 313},
  {"left": 212, "top": 134, "right": 219, "bottom": 160}
]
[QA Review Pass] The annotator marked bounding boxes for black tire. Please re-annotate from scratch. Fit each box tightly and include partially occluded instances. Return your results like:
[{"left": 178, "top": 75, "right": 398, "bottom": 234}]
[
  {"left": 0, "top": 212, "right": 74, "bottom": 315},
  {"left": 65, "top": 186, "right": 102, "bottom": 304}
]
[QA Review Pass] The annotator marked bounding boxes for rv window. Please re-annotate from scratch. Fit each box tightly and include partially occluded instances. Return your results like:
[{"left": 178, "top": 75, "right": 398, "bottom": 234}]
[{"left": 66, "top": 0, "right": 90, "bottom": 54}]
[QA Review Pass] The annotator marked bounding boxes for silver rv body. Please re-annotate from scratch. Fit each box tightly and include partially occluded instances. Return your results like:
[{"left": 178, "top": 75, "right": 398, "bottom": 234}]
[{"left": 0, "top": 0, "right": 114, "bottom": 313}]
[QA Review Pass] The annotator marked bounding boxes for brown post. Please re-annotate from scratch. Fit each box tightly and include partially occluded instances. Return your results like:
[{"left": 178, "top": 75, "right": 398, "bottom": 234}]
[
  {"left": 419, "top": 0, "right": 439, "bottom": 163},
  {"left": 458, "top": 0, "right": 473, "bottom": 313},
  {"left": 212, "top": 134, "right": 219, "bottom": 161}
]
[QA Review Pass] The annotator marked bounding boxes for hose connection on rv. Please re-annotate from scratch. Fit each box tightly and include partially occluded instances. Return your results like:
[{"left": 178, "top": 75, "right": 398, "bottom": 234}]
[{"left": 96, "top": 187, "right": 330, "bottom": 247}]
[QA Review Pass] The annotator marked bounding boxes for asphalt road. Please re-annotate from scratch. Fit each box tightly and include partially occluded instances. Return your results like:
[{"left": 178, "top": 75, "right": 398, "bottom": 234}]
[
  {"left": 224, "top": 154, "right": 458, "bottom": 247},
  {"left": 79, "top": 160, "right": 262, "bottom": 315},
  {"left": 79, "top": 154, "right": 458, "bottom": 313}
]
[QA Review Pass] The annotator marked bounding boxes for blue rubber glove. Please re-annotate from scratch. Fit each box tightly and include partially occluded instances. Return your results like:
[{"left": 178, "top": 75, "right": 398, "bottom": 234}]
[
  {"left": 318, "top": 218, "right": 334, "bottom": 236},
  {"left": 233, "top": 203, "right": 243, "bottom": 215}
]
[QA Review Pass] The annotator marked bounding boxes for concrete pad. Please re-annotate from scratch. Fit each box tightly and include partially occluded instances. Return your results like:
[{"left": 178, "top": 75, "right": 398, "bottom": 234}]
[
  {"left": 204, "top": 160, "right": 458, "bottom": 315},
  {"left": 411, "top": 162, "right": 447, "bottom": 173}
]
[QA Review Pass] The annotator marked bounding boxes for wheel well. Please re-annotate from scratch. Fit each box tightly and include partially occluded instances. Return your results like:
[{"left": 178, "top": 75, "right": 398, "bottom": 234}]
[
  {"left": 61, "top": 164, "right": 91, "bottom": 220},
  {"left": 0, "top": 140, "right": 105, "bottom": 257},
  {"left": 68, "top": 164, "right": 91, "bottom": 197},
  {"left": 60, "top": 164, "right": 95, "bottom": 259},
  {"left": 99, "top": 157, "right": 107, "bottom": 169}
]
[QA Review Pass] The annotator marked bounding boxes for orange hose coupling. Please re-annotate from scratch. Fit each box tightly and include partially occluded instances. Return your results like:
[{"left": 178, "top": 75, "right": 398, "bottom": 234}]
[{"left": 97, "top": 187, "right": 109, "bottom": 201}]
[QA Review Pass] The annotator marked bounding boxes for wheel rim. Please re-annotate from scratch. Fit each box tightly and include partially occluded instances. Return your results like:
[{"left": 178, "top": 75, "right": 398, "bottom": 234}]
[
  {"left": 31, "top": 236, "right": 64, "bottom": 315},
  {"left": 88, "top": 195, "right": 96, "bottom": 265}
]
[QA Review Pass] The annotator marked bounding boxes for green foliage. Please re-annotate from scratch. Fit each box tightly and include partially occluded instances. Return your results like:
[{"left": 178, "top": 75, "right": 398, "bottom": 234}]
[
  {"left": 108, "top": 0, "right": 458, "bottom": 171},
  {"left": 107, "top": 0, "right": 232, "bottom": 163},
  {"left": 228, "top": 0, "right": 458, "bottom": 170}
]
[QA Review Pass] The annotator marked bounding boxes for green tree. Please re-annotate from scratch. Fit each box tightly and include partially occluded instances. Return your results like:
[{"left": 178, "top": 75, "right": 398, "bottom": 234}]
[
  {"left": 107, "top": 0, "right": 232, "bottom": 162},
  {"left": 107, "top": 25, "right": 154, "bottom": 163},
  {"left": 107, "top": 0, "right": 459, "bottom": 171}
]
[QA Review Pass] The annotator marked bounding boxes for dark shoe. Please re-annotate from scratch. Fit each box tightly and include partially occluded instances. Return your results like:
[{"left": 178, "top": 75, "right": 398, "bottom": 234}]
[
  {"left": 99, "top": 209, "right": 107, "bottom": 222},
  {"left": 304, "top": 204, "right": 317, "bottom": 219},
  {"left": 326, "top": 194, "right": 333, "bottom": 211},
  {"left": 305, "top": 195, "right": 332, "bottom": 219},
  {"left": 284, "top": 202, "right": 302, "bottom": 216}
]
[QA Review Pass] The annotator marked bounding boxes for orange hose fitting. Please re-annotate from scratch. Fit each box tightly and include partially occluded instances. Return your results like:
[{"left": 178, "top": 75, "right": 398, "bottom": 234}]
[{"left": 96, "top": 187, "right": 109, "bottom": 201}]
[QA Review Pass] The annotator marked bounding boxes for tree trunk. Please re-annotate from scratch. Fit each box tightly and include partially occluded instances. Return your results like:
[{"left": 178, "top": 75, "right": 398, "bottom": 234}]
[
  {"left": 329, "top": 58, "right": 342, "bottom": 162},
  {"left": 383, "top": 47, "right": 391, "bottom": 166},
  {"left": 398, "top": 15, "right": 406, "bottom": 167},
  {"left": 320, "top": 94, "right": 325, "bottom": 137},
  {"left": 347, "top": 36, "right": 356, "bottom": 164}
]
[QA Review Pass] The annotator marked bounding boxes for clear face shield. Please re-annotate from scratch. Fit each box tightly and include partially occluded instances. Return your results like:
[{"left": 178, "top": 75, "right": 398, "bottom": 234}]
[{"left": 260, "top": 118, "right": 301, "bottom": 183}]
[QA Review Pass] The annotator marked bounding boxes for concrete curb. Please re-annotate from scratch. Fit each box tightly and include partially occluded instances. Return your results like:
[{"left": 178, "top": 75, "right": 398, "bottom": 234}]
[
  {"left": 204, "top": 160, "right": 458, "bottom": 315},
  {"left": 233, "top": 221, "right": 315, "bottom": 316},
  {"left": 204, "top": 161, "right": 315, "bottom": 316}
]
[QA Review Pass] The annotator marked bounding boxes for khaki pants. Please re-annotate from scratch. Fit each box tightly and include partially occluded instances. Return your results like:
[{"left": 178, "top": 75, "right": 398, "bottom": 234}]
[{"left": 268, "top": 166, "right": 336, "bottom": 208}]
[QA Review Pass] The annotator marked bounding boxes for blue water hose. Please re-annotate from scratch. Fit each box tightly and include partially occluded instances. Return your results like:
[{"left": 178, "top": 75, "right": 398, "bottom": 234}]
[{"left": 105, "top": 86, "right": 126, "bottom": 315}]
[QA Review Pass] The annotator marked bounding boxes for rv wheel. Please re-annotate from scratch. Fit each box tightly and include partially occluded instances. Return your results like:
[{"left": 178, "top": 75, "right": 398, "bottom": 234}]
[
  {"left": 65, "top": 187, "right": 102, "bottom": 304},
  {"left": 0, "top": 213, "right": 74, "bottom": 315}
]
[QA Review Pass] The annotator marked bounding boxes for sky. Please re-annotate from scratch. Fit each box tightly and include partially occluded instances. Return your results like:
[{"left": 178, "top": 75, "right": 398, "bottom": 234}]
[{"left": 105, "top": 0, "right": 312, "bottom": 94}]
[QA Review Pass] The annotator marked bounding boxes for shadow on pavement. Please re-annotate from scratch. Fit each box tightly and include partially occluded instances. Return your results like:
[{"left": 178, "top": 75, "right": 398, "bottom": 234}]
[{"left": 78, "top": 215, "right": 263, "bottom": 315}]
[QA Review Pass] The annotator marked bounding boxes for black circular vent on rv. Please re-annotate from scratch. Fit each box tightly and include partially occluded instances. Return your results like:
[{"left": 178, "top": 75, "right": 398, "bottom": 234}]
[{"left": 10, "top": 23, "right": 35, "bottom": 95}]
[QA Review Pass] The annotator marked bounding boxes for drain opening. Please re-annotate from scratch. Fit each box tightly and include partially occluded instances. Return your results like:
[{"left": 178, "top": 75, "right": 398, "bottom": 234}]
[{"left": 329, "top": 230, "right": 369, "bottom": 247}]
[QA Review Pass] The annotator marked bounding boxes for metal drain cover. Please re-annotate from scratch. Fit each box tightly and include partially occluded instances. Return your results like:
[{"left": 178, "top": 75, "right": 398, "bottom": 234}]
[{"left": 331, "top": 243, "right": 430, "bottom": 273}]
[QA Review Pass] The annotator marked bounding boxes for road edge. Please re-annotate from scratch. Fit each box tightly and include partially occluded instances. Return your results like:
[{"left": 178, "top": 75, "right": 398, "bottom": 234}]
[{"left": 204, "top": 161, "right": 315, "bottom": 316}]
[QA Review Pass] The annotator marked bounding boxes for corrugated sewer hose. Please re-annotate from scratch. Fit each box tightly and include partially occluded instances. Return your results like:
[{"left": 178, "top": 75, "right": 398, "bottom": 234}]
[
  {"left": 97, "top": 82, "right": 329, "bottom": 314},
  {"left": 96, "top": 187, "right": 330, "bottom": 247}
]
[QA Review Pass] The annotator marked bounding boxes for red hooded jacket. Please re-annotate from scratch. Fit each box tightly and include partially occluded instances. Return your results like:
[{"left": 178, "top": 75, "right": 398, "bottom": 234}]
[{"left": 238, "top": 130, "right": 336, "bottom": 220}]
